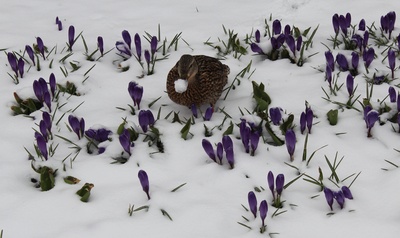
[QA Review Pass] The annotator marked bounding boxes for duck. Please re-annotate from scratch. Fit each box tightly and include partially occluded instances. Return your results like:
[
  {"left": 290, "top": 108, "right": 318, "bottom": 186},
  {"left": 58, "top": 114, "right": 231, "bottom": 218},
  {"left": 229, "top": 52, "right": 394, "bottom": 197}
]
[{"left": 166, "top": 54, "right": 230, "bottom": 109}]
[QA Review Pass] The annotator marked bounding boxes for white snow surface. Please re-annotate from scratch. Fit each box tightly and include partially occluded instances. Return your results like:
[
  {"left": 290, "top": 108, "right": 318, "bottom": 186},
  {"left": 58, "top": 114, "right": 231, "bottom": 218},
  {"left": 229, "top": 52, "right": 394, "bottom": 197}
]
[
  {"left": 174, "top": 79, "right": 188, "bottom": 93},
  {"left": 1, "top": 0, "right": 400, "bottom": 238}
]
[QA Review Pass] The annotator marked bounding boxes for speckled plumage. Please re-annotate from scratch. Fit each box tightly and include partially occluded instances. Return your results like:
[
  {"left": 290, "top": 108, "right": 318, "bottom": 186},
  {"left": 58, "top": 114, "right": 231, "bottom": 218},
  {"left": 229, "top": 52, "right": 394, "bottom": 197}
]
[{"left": 166, "top": 54, "right": 230, "bottom": 107}]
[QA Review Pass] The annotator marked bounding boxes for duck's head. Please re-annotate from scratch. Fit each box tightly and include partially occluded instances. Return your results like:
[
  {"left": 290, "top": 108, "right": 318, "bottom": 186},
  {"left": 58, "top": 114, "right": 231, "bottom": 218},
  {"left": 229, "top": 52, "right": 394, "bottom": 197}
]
[{"left": 177, "top": 54, "right": 198, "bottom": 83}]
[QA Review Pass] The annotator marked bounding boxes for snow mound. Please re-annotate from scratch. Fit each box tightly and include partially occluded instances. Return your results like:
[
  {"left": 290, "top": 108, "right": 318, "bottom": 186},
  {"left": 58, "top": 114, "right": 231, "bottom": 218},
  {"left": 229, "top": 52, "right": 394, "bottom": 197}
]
[{"left": 174, "top": 79, "right": 188, "bottom": 93}]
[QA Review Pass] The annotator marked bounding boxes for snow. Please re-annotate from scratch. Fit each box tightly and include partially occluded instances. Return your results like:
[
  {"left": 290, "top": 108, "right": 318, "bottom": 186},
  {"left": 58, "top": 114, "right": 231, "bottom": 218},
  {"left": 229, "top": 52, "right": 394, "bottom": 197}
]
[
  {"left": 174, "top": 79, "right": 188, "bottom": 93},
  {"left": 1, "top": 0, "right": 400, "bottom": 238}
]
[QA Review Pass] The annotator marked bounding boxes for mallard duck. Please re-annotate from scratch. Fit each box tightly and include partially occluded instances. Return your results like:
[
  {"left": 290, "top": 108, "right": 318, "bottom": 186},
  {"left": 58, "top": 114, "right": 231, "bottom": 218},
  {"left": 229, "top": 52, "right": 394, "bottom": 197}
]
[{"left": 166, "top": 54, "right": 230, "bottom": 108}]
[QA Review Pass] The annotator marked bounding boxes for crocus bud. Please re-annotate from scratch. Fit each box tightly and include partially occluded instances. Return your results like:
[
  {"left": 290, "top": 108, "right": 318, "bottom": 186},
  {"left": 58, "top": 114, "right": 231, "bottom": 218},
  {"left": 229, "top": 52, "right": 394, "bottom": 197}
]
[
  {"left": 358, "top": 19, "right": 366, "bottom": 31},
  {"left": 284, "top": 24, "right": 291, "bottom": 35},
  {"left": 119, "top": 128, "right": 132, "bottom": 156},
  {"left": 389, "top": 86, "right": 396, "bottom": 103},
  {"left": 275, "top": 174, "right": 285, "bottom": 195},
  {"left": 296, "top": 36, "right": 302, "bottom": 52},
  {"left": 138, "top": 110, "right": 155, "bottom": 133},
  {"left": 36, "top": 133, "right": 48, "bottom": 160},
  {"left": 49, "top": 73, "right": 56, "bottom": 98},
  {"left": 365, "top": 110, "right": 379, "bottom": 137},
  {"left": 306, "top": 108, "right": 313, "bottom": 133},
  {"left": 251, "top": 43, "right": 264, "bottom": 54},
  {"left": 138, "top": 170, "right": 150, "bottom": 200},
  {"left": 259, "top": 200, "right": 268, "bottom": 227},
  {"left": 248, "top": 191, "right": 258, "bottom": 218},
  {"left": 267, "top": 171, "right": 275, "bottom": 197},
  {"left": 269, "top": 107, "right": 282, "bottom": 125},
  {"left": 122, "top": 30, "right": 131, "bottom": 49},
  {"left": 285, "top": 129, "right": 296, "bottom": 161},
  {"left": 334, "top": 191, "right": 345, "bottom": 209},
  {"left": 286, "top": 35, "right": 296, "bottom": 56},
  {"left": 204, "top": 106, "right": 213, "bottom": 121},
  {"left": 323, "top": 187, "right": 334, "bottom": 210},
  {"left": 332, "top": 14, "right": 339, "bottom": 34},
  {"left": 336, "top": 53, "right": 349, "bottom": 71},
  {"left": 134, "top": 33, "right": 142, "bottom": 61},
  {"left": 7, "top": 52, "right": 18, "bottom": 75},
  {"left": 216, "top": 142, "right": 223, "bottom": 163},
  {"left": 346, "top": 74, "right": 354, "bottom": 96},
  {"left": 190, "top": 104, "right": 198, "bottom": 118},
  {"left": 345, "top": 13, "right": 352, "bottom": 27},
  {"left": 351, "top": 52, "right": 359, "bottom": 71},
  {"left": 272, "top": 19, "right": 281, "bottom": 35},
  {"left": 150, "top": 36, "right": 158, "bottom": 56},
  {"left": 42, "top": 111, "right": 52, "bottom": 132},
  {"left": 300, "top": 112, "right": 306, "bottom": 134},
  {"left": 128, "top": 81, "right": 143, "bottom": 109},
  {"left": 388, "top": 49, "right": 396, "bottom": 78},
  {"left": 39, "top": 120, "right": 49, "bottom": 142},
  {"left": 222, "top": 135, "right": 234, "bottom": 169},
  {"left": 339, "top": 15, "right": 348, "bottom": 36},
  {"left": 325, "top": 51, "right": 335, "bottom": 71},
  {"left": 363, "top": 48, "right": 374, "bottom": 68},
  {"left": 250, "top": 132, "right": 259, "bottom": 156},
  {"left": 255, "top": 29, "right": 261, "bottom": 43},
  {"left": 37, "top": 37, "right": 45, "bottom": 60},
  {"left": 17, "top": 58, "right": 24, "bottom": 78},
  {"left": 202, "top": 139, "right": 216, "bottom": 162},
  {"left": 97, "top": 36, "right": 104, "bottom": 56},
  {"left": 68, "top": 25, "right": 75, "bottom": 51},
  {"left": 144, "top": 49, "right": 151, "bottom": 65},
  {"left": 25, "top": 45, "right": 35, "bottom": 66},
  {"left": 44, "top": 91, "right": 51, "bottom": 112},
  {"left": 341, "top": 186, "right": 353, "bottom": 199}
]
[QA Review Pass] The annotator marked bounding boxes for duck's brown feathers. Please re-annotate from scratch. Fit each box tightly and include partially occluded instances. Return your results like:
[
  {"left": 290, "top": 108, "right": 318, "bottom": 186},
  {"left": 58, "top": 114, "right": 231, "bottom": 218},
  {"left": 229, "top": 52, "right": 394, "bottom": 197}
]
[{"left": 166, "top": 55, "right": 230, "bottom": 107}]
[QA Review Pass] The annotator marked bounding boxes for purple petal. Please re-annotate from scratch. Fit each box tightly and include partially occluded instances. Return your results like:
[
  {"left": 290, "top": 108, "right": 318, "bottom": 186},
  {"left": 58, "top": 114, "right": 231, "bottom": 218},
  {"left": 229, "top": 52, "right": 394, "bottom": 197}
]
[
  {"left": 144, "top": 49, "right": 151, "bottom": 64},
  {"left": 358, "top": 19, "right": 366, "bottom": 31},
  {"left": 97, "top": 36, "right": 104, "bottom": 55},
  {"left": 7, "top": 52, "right": 18, "bottom": 74},
  {"left": 134, "top": 33, "right": 142, "bottom": 61},
  {"left": 248, "top": 191, "right": 258, "bottom": 218},
  {"left": 259, "top": 200, "right": 268, "bottom": 226},
  {"left": 17, "top": 58, "right": 24, "bottom": 78},
  {"left": 255, "top": 29, "right": 261, "bottom": 43},
  {"left": 202, "top": 139, "right": 216, "bottom": 162},
  {"left": 25, "top": 45, "right": 35, "bottom": 65},
  {"left": 389, "top": 86, "right": 396, "bottom": 103},
  {"left": 306, "top": 108, "right": 313, "bottom": 133},
  {"left": 150, "top": 36, "right": 158, "bottom": 56},
  {"left": 49, "top": 73, "right": 56, "bottom": 97},
  {"left": 250, "top": 43, "right": 263, "bottom": 54},
  {"left": 334, "top": 191, "right": 345, "bottom": 209},
  {"left": 300, "top": 112, "right": 306, "bottom": 134},
  {"left": 323, "top": 187, "right": 334, "bottom": 210},
  {"left": 138, "top": 170, "right": 150, "bottom": 199},
  {"left": 346, "top": 74, "right": 354, "bottom": 96},
  {"left": 332, "top": 14, "right": 340, "bottom": 34},
  {"left": 341, "top": 186, "right": 353, "bottom": 200},
  {"left": 336, "top": 53, "right": 349, "bottom": 71},
  {"left": 267, "top": 171, "right": 274, "bottom": 195},
  {"left": 275, "top": 174, "right": 285, "bottom": 195},
  {"left": 204, "top": 106, "right": 213, "bottom": 121},
  {"left": 272, "top": 19, "right": 281, "bottom": 35},
  {"left": 68, "top": 25, "right": 75, "bottom": 51},
  {"left": 285, "top": 129, "right": 296, "bottom": 159},
  {"left": 122, "top": 30, "right": 132, "bottom": 49},
  {"left": 36, "top": 134, "right": 48, "bottom": 160},
  {"left": 216, "top": 142, "right": 223, "bottom": 163}
]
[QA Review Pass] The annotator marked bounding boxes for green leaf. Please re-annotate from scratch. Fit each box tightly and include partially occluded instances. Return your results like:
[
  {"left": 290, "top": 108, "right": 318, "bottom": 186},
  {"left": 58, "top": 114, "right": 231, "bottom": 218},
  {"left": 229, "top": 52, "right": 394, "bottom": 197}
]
[
  {"left": 76, "top": 183, "right": 94, "bottom": 202},
  {"left": 180, "top": 118, "right": 192, "bottom": 140},
  {"left": 327, "top": 109, "right": 338, "bottom": 125},
  {"left": 40, "top": 166, "right": 56, "bottom": 191},
  {"left": 222, "top": 121, "right": 234, "bottom": 135}
]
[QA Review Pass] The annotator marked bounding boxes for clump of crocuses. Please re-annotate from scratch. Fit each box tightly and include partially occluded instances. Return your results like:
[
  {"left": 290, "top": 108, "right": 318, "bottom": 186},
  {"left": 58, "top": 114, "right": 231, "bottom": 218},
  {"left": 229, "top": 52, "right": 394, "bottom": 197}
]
[
  {"left": 300, "top": 105, "right": 313, "bottom": 134},
  {"left": 267, "top": 171, "right": 285, "bottom": 208},
  {"left": 68, "top": 115, "right": 85, "bottom": 140},
  {"left": 246, "top": 191, "right": 268, "bottom": 233},
  {"left": 323, "top": 186, "right": 353, "bottom": 211},
  {"left": 128, "top": 81, "right": 143, "bottom": 110},
  {"left": 85, "top": 127, "right": 112, "bottom": 154},
  {"left": 202, "top": 135, "right": 234, "bottom": 168},
  {"left": 240, "top": 119, "right": 260, "bottom": 156}
]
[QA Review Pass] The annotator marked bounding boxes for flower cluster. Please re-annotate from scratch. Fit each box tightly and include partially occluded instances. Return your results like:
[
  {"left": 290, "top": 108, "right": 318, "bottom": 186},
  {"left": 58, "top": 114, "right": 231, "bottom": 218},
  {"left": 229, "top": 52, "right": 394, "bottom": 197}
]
[
  {"left": 32, "top": 74, "right": 57, "bottom": 112},
  {"left": 116, "top": 30, "right": 158, "bottom": 75},
  {"left": 267, "top": 171, "right": 285, "bottom": 208},
  {"left": 323, "top": 186, "right": 353, "bottom": 211},
  {"left": 85, "top": 127, "right": 112, "bottom": 154},
  {"left": 202, "top": 135, "right": 234, "bottom": 169},
  {"left": 239, "top": 119, "right": 260, "bottom": 156},
  {"left": 250, "top": 19, "right": 318, "bottom": 66},
  {"left": 300, "top": 105, "right": 313, "bottom": 134},
  {"left": 247, "top": 191, "right": 268, "bottom": 233},
  {"left": 380, "top": 11, "right": 396, "bottom": 39}
]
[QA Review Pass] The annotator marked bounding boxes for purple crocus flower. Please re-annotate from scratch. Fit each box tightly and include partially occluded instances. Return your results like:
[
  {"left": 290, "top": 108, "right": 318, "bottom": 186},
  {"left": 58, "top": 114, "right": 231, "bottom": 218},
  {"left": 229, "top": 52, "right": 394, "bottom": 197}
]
[
  {"left": 122, "top": 30, "right": 131, "bottom": 49},
  {"left": 388, "top": 49, "right": 396, "bottom": 79},
  {"left": 339, "top": 15, "right": 348, "bottom": 36},
  {"left": 272, "top": 19, "right": 281, "bottom": 35},
  {"left": 351, "top": 35, "right": 363, "bottom": 51},
  {"left": 365, "top": 110, "right": 379, "bottom": 137},
  {"left": 250, "top": 132, "right": 259, "bottom": 156},
  {"left": 134, "top": 33, "right": 142, "bottom": 61},
  {"left": 44, "top": 91, "right": 51, "bottom": 112},
  {"left": 332, "top": 14, "right": 340, "bottom": 34},
  {"left": 284, "top": 24, "right": 291, "bottom": 35},
  {"left": 57, "top": 21, "right": 62, "bottom": 31},
  {"left": 363, "top": 31, "right": 369, "bottom": 50},
  {"left": 17, "top": 58, "right": 24, "bottom": 78},
  {"left": 36, "top": 37, "right": 45, "bottom": 60},
  {"left": 363, "top": 105, "right": 372, "bottom": 127},
  {"left": 42, "top": 111, "right": 52, "bottom": 132},
  {"left": 138, "top": 170, "right": 150, "bottom": 200},
  {"left": 85, "top": 128, "right": 112, "bottom": 143},
  {"left": 251, "top": 43, "right": 264, "bottom": 54},
  {"left": 55, "top": 16, "right": 60, "bottom": 24},
  {"left": 255, "top": 29, "right": 261, "bottom": 43},
  {"left": 346, "top": 74, "right": 354, "bottom": 96},
  {"left": 358, "top": 19, "right": 366, "bottom": 31},
  {"left": 336, "top": 53, "right": 349, "bottom": 71},
  {"left": 204, "top": 106, "right": 213, "bottom": 121},
  {"left": 49, "top": 73, "right": 56, "bottom": 98},
  {"left": 144, "top": 49, "right": 151, "bottom": 65},
  {"left": 306, "top": 108, "right": 313, "bottom": 133},
  {"left": 202, "top": 139, "right": 216, "bottom": 162},
  {"left": 334, "top": 191, "right": 345, "bottom": 209},
  {"left": 267, "top": 171, "right": 275, "bottom": 199},
  {"left": 216, "top": 142, "right": 223, "bottom": 164},
  {"left": 345, "top": 13, "right": 352, "bottom": 27},
  {"left": 351, "top": 52, "right": 359, "bottom": 72},
  {"left": 119, "top": 128, "right": 132, "bottom": 156},
  {"left": 248, "top": 191, "right": 258, "bottom": 218},
  {"left": 300, "top": 112, "right": 306, "bottom": 134},
  {"left": 363, "top": 48, "right": 375, "bottom": 68},
  {"left": 190, "top": 104, "right": 198, "bottom": 118},
  {"left": 325, "top": 51, "right": 335, "bottom": 71},
  {"left": 389, "top": 86, "right": 396, "bottom": 103},
  {"left": 259, "top": 200, "right": 268, "bottom": 228},
  {"left": 68, "top": 115, "right": 84, "bottom": 139},
  {"left": 115, "top": 41, "right": 132, "bottom": 56},
  {"left": 7, "top": 52, "right": 18, "bottom": 75},
  {"left": 39, "top": 120, "right": 49, "bottom": 142},
  {"left": 97, "top": 36, "right": 104, "bottom": 56},
  {"left": 285, "top": 35, "right": 296, "bottom": 56},
  {"left": 128, "top": 81, "right": 143, "bottom": 109},
  {"left": 341, "top": 186, "right": 353, "bottom": 200},
  {"left": 323, "top": 187, "right": 334, "bottom": 210},
  {"left": 150, "top": 36, "right": 158, "bottom": 56},
  {"left": 33, "top": 78, "right": 48, "bottom": 103},
  {"left": 222, "top": 135, "right": 234, "bottom": 169},
  {"left": 138, "top": 110, "right": 155, "bottom": 133},
  {"left": 269, "top": 107, "right": 282, "bottom": 125},
  {"left": 68, "top": 25, "right": 75, "bottom": 51},
  {"left": 36, "top": 133, "right": 48, "bottom": 160},
  {"left": 25, "top": 45, "right": 35, "bottom": 66},
  {"left": 275, "top": 174, "right": 285, "bottom": 196},
  {"left": 285, "top": 129, "right": 296, "bottom": 161}
]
